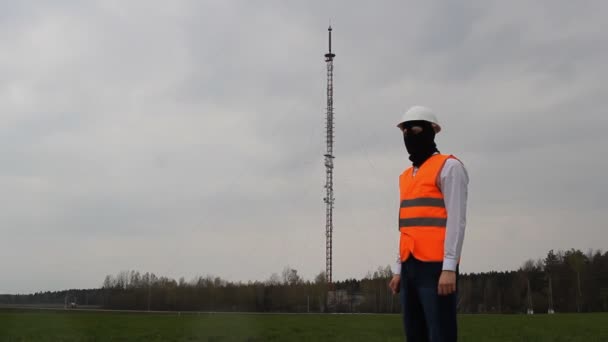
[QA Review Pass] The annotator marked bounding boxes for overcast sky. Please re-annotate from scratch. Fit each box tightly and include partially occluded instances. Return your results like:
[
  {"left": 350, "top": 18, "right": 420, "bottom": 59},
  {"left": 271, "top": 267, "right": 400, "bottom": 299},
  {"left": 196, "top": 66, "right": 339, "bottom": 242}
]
[{"left": 1, "top": 1, "right": 606, "bottom": 294}]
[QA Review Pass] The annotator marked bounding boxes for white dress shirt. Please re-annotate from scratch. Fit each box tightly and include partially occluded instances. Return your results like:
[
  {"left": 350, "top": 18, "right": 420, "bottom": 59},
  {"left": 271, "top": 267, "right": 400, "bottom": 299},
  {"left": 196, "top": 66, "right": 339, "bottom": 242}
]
[{"left": 393, "top": 157, "right": 469, "bottom": 274}]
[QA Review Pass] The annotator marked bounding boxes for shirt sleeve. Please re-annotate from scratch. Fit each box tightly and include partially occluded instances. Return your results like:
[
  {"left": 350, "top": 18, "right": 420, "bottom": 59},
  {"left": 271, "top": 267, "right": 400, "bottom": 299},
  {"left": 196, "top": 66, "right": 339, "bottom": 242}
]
[
  {"left": 439, "top": 158, "right": 469, "bottom": 271},
  {"left": 392, "top": 252, "right": 401, "bottom": 275}
]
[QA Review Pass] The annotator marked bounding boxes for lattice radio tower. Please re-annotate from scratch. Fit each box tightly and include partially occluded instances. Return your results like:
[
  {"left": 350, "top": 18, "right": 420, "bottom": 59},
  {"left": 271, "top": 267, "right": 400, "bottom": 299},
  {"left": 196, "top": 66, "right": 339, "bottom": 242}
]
[{"left": 323, "top": 26, "right": 336, "bottom": 284}]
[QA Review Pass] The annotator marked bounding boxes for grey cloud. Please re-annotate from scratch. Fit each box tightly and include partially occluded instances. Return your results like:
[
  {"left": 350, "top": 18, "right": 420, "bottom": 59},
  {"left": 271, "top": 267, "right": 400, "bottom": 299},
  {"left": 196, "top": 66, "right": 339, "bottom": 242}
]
[{"left": 0, "top": 1, "right": 606, "bottom": 293}]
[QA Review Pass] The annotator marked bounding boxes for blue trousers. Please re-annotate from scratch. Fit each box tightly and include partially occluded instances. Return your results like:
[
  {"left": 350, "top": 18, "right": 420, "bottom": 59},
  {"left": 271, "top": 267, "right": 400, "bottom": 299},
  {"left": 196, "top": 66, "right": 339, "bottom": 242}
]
[{"left": 400, "top": 257, "right": 458, "bottom": 342}]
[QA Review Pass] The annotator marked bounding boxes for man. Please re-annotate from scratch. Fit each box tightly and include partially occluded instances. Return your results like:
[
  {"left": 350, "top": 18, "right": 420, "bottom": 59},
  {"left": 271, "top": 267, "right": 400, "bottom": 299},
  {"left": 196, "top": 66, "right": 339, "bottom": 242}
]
[{"left": 388, "top": 106, "right": 469, "bottom": 341}]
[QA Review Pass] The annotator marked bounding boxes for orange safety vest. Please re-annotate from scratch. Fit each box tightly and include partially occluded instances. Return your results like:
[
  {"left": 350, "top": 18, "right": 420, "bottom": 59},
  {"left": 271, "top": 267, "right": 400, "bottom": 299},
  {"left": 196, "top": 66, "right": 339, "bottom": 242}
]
[{"left": 399, "top": 154, "right": 455, "bottom": 262}]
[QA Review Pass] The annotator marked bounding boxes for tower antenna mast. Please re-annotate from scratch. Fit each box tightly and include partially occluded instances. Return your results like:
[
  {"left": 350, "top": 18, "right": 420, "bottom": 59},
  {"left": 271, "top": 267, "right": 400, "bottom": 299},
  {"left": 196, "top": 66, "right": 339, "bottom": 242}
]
[{"left": 323, "top": 26, "right": 336, "bottom": 284}]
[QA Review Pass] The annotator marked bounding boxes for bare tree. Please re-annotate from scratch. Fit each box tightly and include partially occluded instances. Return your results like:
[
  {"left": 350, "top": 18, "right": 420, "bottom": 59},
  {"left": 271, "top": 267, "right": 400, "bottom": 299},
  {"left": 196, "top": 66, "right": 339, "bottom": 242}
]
[
  {"left": 521, "top": 259, "right": 536, "bottom": 314},
  {"left": 314, "top": 271, "right": 327, "bottom": 285},
  {"left": 266, "top": 273, "right": 281, "bottom": 286},
  {"left": 565, "top": 250, "right": 585, "bottom": 312},
  {"left": 281, "top": 267, "right": 303, "bottom": 286}
]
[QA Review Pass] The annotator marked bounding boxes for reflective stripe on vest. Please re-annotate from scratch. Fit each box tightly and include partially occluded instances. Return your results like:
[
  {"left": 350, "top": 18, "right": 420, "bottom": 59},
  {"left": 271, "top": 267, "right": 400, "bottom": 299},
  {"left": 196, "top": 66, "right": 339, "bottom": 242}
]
[
  {"left": 400, "top": 197, "right": 445, "bottom": 208},
  {"left": 398, "top": 154, "right": 454, "bottom": 262},
  {"left": 399, "top": 217, "right": 447, "bottom": 228}
]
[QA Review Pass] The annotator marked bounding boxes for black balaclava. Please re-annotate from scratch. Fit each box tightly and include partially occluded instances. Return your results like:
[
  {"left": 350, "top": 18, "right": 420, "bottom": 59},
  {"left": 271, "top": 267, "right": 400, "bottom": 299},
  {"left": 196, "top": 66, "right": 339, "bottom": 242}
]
[{"left": 403, "top": 120, "right": 439, "bottom": 167}]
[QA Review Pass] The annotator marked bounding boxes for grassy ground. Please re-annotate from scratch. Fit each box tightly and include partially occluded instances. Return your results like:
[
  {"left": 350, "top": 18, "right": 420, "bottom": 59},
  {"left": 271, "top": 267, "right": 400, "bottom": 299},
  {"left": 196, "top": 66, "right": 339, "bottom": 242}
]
[{"left": 0, "top": 309, "right": 606, "bottom": 341}]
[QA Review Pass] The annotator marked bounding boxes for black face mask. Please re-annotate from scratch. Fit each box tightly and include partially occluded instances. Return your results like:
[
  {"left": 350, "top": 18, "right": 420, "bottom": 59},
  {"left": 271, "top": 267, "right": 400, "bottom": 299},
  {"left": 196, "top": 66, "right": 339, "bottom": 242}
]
[{"left": 403, "top": 121, "right": 439, "bottom": 167}]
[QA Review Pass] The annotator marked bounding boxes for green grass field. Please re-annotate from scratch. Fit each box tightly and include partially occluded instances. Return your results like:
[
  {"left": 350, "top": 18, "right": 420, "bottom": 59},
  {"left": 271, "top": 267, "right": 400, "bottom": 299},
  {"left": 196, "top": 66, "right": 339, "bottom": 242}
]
[{"left": 0, "top": 309, "right": 606, "bottom": 341}]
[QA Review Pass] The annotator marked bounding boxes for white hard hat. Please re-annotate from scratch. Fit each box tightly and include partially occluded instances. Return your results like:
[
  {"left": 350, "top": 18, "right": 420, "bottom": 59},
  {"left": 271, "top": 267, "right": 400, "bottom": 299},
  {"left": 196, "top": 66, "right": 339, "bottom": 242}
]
[{"left": 397, "top": 105, "right": 441, "bottom": 133}]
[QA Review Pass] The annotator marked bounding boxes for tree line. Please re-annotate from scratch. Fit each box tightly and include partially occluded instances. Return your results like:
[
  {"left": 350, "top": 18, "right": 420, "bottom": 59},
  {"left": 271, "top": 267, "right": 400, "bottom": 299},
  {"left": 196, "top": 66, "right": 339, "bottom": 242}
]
[{"left": 1, "top": 249, "right": 606, "bottom": 314}]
